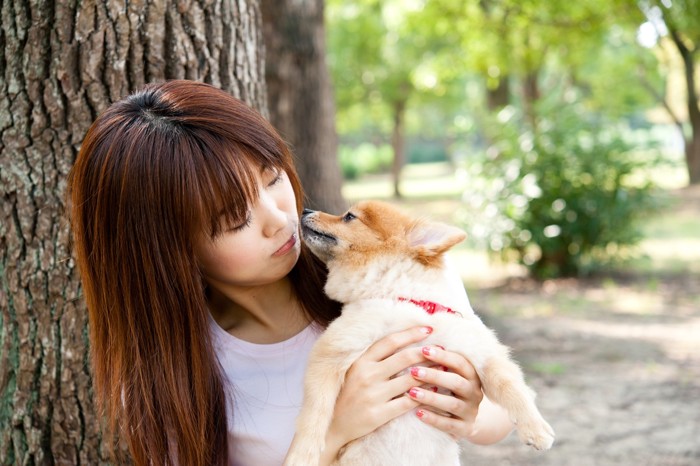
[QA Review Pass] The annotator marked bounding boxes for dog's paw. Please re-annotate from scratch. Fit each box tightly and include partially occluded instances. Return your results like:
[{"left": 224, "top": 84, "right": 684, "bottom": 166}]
[{"left": 516, "top": 416, "right": 555, "bottom": 451}]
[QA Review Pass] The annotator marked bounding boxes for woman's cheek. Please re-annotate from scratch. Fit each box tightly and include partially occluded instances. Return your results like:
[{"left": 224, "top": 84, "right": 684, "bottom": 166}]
[
  {"left": 198, "top": 235, "right": 260, "bottom": 280},
  {"left": 211, "top": 238, "right": 260, "bottom": 275}
]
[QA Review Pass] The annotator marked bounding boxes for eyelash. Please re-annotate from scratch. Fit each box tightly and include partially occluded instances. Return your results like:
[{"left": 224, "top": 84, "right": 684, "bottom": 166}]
[
  {"left": 230, "top": 215, "right": 252, "bottom": 232},
  {"left": 225, "top": 170, "right": 283, "bottom": 233},
  {"left": 268, "top": 171, "right": 283, "bottom": 187}
]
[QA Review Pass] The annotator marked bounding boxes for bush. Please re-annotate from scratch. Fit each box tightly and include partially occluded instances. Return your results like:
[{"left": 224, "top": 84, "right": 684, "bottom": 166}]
[
  {"left": 339, "top": 143, "right": 392, "bottom": 179},
  {"left": 461, "top": 103, "right": 662, "bottom": 279},
  {"left": 407, "top": 141, "right": 449, "bottom": 164}
]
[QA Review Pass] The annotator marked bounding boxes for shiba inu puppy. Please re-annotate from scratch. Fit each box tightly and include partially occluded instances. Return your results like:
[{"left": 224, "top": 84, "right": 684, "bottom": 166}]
[{"left": 286, "top": 200, "right": 554, "bottom": 466}]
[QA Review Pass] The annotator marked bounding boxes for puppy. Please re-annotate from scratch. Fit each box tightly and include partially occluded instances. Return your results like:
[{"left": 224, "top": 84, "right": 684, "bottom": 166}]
[{"left": 286, "top": 200, "right": 554, "bottom": 466}]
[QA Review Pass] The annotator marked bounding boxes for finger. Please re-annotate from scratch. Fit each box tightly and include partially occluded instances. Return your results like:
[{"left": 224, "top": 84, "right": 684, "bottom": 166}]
[
  {"left": 383, "top": 392, "right": 421, "bottom": 420},
  {"left": 420, "top": 346, "right": 481, "bottom": 390},
  {"left": 407, "top": 386, "right": 476, "bottom": 422},
  {"left": 384, "top": 372, "right": 428, "bottom": 401},
  {"left": 409, "top": 366, "right": 483, "bottom": 403},
  {"left": 362, "top": 390, "right": 421, "bottom": 427},
  {"left": 363, "top": 326, "right": 433, "bottom": 361},
  {"left": 379, "top": 346, "right": 429, "bottom": 379},
  {"left": 414, "top": 407, "right": 470, "bottom": 439}
]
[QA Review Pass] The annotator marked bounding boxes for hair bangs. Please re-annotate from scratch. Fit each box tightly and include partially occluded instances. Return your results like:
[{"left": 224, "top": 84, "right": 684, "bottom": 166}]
[{"left": 183, "top": 130, "right": 291, "bottom": 240}]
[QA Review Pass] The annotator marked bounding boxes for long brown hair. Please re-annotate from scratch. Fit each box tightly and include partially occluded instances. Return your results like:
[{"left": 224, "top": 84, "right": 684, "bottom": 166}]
[{"left": 67, "top": 80, "right": 340, "bottom": 466}]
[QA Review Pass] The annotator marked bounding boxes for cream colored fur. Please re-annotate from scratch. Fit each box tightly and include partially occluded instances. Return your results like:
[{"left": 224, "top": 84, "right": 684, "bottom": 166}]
[{"left": 286, "top": 201, "right": 554, "bottom": 466}]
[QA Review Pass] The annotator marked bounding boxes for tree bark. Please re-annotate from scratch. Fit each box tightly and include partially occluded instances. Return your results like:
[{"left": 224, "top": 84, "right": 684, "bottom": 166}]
[
  {"left": 261, "top": 0, "right": 346, "bottom": 213},
  {"left": 0, "top": 1, "right": 265, "bottom": 463}
]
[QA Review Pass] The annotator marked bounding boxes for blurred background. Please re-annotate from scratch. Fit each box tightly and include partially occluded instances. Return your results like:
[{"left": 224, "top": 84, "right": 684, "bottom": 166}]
[
  {"left": 284, "top": 0, "right": 700, "bottom": 464},
  {"left": 1, "top": 0, "right": 698, "bottom": 464}
]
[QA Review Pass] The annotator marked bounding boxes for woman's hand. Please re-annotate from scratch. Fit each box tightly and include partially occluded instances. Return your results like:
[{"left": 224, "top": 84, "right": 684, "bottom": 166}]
[
  {"left": 405, "top": 345, "right": 514, "bottom": 444},
  {"left": 320, "top": 326, "right": 434, "bottom": 463}
]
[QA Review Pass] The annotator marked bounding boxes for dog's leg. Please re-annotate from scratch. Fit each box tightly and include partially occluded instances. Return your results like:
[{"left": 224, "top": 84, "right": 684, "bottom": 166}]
[
  {"left": 477, "top": 351, "right": 555, "bottom": 450},
  {"left": 284, "top": 328, "right": 360, "bottom": 466}
]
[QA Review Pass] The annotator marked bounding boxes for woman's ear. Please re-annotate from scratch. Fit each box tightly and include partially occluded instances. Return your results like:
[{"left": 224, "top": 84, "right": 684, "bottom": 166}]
[{"left": 407, "top": 221, "right": 467, "bottom": 266}]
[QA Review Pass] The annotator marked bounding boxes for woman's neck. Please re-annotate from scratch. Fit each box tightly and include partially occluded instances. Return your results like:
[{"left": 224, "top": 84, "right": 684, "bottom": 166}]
[{"left": 207, "top": 277, "right": 310, "bottom": 344}]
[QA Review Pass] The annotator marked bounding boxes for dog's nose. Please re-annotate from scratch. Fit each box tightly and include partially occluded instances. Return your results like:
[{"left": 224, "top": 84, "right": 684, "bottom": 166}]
[{"left": 302, "top": 208, "right": 315, "bottom": 218}]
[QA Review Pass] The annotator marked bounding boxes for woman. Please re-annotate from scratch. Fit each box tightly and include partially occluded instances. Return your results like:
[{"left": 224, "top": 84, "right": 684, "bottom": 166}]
[{"left": 67, "top": 80, "right": 512, "bottom": 466}]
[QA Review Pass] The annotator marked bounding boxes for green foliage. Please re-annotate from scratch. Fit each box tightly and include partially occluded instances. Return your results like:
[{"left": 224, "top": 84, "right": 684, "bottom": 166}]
[
  {"left": 461, "top": 99, "right": 663, "bottom": 278},
  {"left": 327, "top": 0, "right": 660, "bottom": 153},
  {"left": 339, "top": 143, "right": 393, "bottom": 179},
  {"left": 407, "top": 141, "right": 449, "bottom": 164},
  {"left": 575, "top": 26, "right": 662, "bottom": 118}
]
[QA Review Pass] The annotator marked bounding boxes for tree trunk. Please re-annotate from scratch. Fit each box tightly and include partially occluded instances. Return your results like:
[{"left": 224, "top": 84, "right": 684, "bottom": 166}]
[
  {"left": 487, "top": 75, "right": 510, "bottom": 110},
  {"left": 0, "top": 1, "right": 265, "bottom": 463},
  {"left": 522, "top": 70, "right": 540, "bottom": 129},
  {"left": 686, "top": 135, "right": 700, "bottom": 185},
  {"left": 391, "top": 99, "right": 407, "bottom": 198},
  {"left": 661, "top": 22, "right": 700, "bottom": 185},
  {"left": 673, "top": 34, "right": 700, "bottom": 184},
  {"left": 261, "top": 0, "right": 347, "bottom": 213}
]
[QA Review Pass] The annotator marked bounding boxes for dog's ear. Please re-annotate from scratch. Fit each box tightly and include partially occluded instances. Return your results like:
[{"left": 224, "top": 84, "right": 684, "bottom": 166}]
[{"left": 407, "top": 221, "right": 466, "bottom": 266}]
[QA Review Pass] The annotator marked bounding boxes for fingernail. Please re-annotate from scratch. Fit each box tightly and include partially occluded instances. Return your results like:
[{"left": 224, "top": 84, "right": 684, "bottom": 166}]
[
  {"left": 435, "top": 345, "right": 445, "bottom": 350},
  {"left": 410, "top": 367, "right": 426, "bottom": 378},
  {"left": 422, "top": 346, "right": 436, "bottom": 357},
  {"left": 416, "top": 409, "right": 427, "bottom": 419},
  {"left": 441, "top": 365, "right": 449, "bottom": 372},
  {"left": 408, "top": 387, "right": 424, "bottom": 400},
  {"left": 420, "top": 326, "right": 433, "bottom": 335},
  {"left": 431, "top": 386, "right": 438, "bottom": 392}
]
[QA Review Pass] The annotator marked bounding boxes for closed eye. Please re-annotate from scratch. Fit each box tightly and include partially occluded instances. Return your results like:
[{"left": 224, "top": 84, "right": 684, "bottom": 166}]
[
  {"left": 267, "top": 168, "right": 284, "bottom": 187},
  {"left": 342, "top": 212, "right": 356, "bottom": 222},
  {"left": 229, "top": 213, "right": 252, "bottom": 232}
]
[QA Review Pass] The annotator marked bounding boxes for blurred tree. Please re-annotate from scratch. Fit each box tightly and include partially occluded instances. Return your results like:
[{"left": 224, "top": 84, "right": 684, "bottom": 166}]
[
  {"left": 0, "top": 0, "right": 266, "bottom": 463},
  {"left": 327, "top": 0, "right": 654, "bottom": 181},
  {"left": 642, "top": 0, "right": 700, "bottom": 184},
  {"left": 262, "top": 0, "right": 347, "bottom": 212},
  {"left": 327, "top": 0, "right": 434, "bottom": 197}
]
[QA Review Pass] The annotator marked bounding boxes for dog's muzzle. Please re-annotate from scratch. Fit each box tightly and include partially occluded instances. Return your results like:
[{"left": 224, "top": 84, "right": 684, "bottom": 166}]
[{"left": 300, "top": 209, "right": 337, "bottom": 245}]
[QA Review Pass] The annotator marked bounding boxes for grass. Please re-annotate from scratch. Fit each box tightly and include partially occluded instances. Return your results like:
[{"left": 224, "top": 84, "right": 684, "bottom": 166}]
[{"left": 343, "top": 162, "right": 464, "bottom": 204}]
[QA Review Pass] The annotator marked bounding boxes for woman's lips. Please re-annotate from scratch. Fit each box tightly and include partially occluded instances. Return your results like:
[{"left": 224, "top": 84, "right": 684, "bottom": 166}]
[{"left": 273, "top": 233, "right": 297, "bottom": 256}]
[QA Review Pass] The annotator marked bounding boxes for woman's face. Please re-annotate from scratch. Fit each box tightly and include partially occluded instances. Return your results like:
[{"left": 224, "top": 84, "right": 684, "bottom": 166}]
[{"left": 194, "top": 166, "right": 301, "bottom": 289}]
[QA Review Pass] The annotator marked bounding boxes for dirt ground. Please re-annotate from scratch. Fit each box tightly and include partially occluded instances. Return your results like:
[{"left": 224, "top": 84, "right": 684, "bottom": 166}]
[{"left": 457, "top": 187, "right": 700, "bottom": 465}]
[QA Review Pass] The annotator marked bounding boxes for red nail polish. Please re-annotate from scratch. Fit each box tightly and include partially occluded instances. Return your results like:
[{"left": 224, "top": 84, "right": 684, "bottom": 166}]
[
  {"left": 410, "top": 367, "right": 425, "bottom": 378},
  {"left": 409, "top": 387, "right": 423, "bottom": 399},
  {"left": 421, "top": 326, "right": 433, "bottom": 335},
  {"left": 421, "top": 346, "right": 435, "bottom": 357},
  {"left": 436, "top": 345, "right": 445, "bottom": 350},
  {"left": 416, "top": 409, "right": 426, "bottom": 419},
  {"left": 431, "top": 386, "right": 438, "bottom": 392},
  {"left": 441, "top": 365, "right": 449, "bottom": 372}
]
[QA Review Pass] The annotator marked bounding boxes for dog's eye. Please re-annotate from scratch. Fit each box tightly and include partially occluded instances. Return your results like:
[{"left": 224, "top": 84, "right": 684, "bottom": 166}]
[{"left": 342, "top": 212, "right": 356, "bottom": 222}]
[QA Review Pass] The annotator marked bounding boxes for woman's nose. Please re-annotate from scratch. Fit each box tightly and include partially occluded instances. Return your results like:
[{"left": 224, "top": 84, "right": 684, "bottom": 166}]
[{"left": 260, "top": 195, "right": 288, "bottom": 238}]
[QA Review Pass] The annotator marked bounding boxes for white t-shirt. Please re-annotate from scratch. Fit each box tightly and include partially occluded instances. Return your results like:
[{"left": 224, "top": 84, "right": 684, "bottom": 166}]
[
  {"left": 210, "top": 319, "right": 322, "bottom": 466},
  {"left": 210, "top": 256, "right": 471, "bottom": 465}
]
